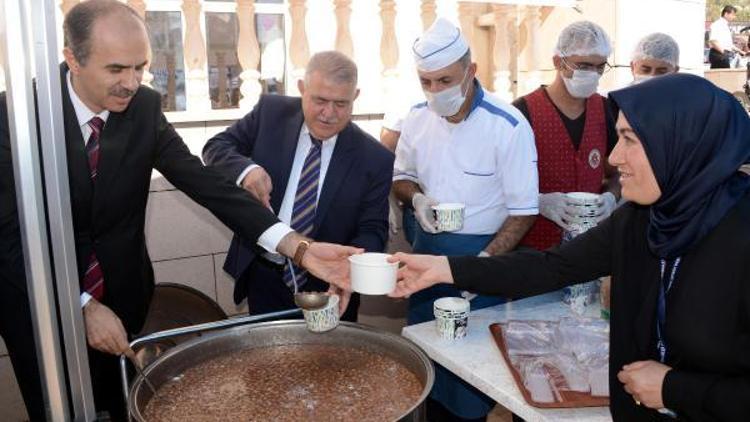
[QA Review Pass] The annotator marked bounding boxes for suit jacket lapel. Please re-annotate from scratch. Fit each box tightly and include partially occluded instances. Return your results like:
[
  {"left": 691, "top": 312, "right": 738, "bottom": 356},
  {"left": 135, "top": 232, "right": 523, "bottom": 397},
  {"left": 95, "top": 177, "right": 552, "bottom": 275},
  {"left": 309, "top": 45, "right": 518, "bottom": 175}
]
[
  {"left": 92, "top": 111, "right": 132, "bottom": 217},
  {"left": 270, "top": 107, "right": 304, "bottom": 213},
  {"left": 313, "top": 124, "right": 357, "bottom": 235},
  {"left": 60, "top": 65, "right": 93, "bottom": 206}
]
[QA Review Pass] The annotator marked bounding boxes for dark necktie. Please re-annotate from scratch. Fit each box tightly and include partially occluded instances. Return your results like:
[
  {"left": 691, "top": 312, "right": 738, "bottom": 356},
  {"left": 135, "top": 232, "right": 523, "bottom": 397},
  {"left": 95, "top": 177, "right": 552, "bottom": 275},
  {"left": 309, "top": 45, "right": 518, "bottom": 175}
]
[
  {"left": 283, "top": 136, "right": 322, "bottom": 289},
  {"left": 82, "top": 117, "right": 105, "bottom": 300}
]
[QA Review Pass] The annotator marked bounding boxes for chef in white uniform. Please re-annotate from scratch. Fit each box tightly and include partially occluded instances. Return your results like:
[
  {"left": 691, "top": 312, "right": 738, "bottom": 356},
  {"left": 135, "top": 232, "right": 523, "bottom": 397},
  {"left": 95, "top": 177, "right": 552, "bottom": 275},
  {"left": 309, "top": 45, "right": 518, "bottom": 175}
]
[{"left": 391, "top": 18, "right": 539, "bottom": 421}]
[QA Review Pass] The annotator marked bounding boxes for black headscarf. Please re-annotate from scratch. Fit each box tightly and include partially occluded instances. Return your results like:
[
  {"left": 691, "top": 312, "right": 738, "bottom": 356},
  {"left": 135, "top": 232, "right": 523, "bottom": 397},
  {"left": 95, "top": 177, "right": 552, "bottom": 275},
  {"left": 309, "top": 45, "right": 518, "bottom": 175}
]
[{"left": 609, "top": 73, "right": 750, "bottom": 259}]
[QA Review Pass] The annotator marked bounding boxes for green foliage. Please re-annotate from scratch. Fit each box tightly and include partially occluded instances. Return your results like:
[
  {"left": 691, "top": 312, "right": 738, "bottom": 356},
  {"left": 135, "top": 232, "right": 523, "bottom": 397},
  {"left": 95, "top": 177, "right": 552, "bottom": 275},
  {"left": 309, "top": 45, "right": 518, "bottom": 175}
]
[{"left": 707, "top": 1, "right": 750, "bottom": 21}]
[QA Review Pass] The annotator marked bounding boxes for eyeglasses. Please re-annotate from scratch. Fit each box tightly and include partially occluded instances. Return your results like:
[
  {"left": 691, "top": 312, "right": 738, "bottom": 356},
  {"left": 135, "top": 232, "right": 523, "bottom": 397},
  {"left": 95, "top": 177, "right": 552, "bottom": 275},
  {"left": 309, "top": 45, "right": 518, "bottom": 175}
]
[{"left": 562, "top": 57, "right": 612, "bottom": 75}]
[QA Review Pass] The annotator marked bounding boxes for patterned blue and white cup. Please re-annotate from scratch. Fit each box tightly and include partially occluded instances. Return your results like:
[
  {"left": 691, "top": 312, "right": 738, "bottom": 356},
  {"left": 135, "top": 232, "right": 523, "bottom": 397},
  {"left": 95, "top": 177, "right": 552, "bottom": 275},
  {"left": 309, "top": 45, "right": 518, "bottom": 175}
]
[
  {"left": 565, "top": 192, "right": 601, "bottom": 219},
  {"left": 302, "top": 294, "right": 340, "bottom": 333},
  {"left": 432, "top": 203, "right": 465, "bottom": 232},
  {"left": 434, "top": 297, "right": 470, "bottom": 340}
]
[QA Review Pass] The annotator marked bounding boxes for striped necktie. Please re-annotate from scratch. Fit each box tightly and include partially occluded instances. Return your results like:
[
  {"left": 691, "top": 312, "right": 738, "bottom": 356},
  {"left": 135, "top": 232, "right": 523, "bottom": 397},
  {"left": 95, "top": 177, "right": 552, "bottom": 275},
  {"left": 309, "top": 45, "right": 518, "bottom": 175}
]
[
  {"left": 283, "top": 136, "right": 322, "bottom": 289},
  {"left": 82, "top": 117, "right": 105, "bottom": 301}
]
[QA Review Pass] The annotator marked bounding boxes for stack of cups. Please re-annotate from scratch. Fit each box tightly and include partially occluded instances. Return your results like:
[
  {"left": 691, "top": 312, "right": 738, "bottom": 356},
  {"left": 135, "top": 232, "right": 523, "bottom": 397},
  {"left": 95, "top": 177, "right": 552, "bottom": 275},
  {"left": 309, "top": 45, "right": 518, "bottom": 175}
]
[
  {"left": 434, "top": 297, "right": 470, "bottom": 340},
  {"left": 562, "top": 192, "right": 602, "bottom": 314}
]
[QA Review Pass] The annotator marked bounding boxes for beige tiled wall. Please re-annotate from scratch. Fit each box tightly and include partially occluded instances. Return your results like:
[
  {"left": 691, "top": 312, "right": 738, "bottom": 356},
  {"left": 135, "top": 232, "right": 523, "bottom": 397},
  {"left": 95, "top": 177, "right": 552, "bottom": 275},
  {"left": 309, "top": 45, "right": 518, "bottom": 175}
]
[{"left": 146, "top": 121, "right": 244, "bottom": 316}]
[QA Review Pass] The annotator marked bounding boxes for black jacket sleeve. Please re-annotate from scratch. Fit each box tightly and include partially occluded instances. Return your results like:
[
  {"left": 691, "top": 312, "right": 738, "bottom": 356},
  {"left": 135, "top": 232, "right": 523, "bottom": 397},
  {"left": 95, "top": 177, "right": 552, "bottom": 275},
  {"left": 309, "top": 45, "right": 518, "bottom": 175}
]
[
  {"left": 449, "top": 209, "right": 615, "bottom": 299},
  {"left": 153, "top": 112, "right": 279, "bottom": 244}
]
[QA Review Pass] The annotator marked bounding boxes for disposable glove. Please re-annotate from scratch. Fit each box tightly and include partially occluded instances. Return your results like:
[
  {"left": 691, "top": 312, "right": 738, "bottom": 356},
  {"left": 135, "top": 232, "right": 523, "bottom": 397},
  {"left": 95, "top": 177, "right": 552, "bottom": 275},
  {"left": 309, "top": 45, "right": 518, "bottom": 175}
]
[{"left": 412, "top": 193, "right": 439, "bottom": 234}]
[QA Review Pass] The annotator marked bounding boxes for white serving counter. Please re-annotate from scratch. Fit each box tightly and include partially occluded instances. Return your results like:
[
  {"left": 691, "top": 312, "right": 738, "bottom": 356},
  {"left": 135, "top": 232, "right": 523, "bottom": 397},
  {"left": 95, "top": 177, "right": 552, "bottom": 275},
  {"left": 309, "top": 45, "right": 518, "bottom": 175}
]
[{"left": 401, "top": 292, "right": 612, "bottom": 422}]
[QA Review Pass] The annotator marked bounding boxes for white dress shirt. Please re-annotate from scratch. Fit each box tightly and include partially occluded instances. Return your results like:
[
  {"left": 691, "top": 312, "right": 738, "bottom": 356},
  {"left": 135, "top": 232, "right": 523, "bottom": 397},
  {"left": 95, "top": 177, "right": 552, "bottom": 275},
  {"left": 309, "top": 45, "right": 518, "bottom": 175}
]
[
  {"left": 709, "top": 17, "right": 736, "bottom": 52},
  {"left": 67, "top": 71, "right": 109, "bottom": 307},
  {"left": 394, "top": 85, "right": 539, "bottom": 235}
]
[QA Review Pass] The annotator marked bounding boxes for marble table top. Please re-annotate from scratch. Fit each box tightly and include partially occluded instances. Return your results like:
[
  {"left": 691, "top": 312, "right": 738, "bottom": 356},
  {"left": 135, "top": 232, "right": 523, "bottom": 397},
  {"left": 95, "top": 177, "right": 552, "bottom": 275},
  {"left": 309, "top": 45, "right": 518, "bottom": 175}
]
[{"left": 402, "top": 292, "right": 613, "bottom": 422}]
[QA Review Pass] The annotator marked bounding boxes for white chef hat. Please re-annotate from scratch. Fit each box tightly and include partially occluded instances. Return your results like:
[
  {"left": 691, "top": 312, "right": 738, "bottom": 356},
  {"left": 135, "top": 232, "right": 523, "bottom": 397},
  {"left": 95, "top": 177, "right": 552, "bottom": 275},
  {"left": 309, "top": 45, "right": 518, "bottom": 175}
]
[{"left": 412, "top": 18, "right": 469, "bottom": 72}]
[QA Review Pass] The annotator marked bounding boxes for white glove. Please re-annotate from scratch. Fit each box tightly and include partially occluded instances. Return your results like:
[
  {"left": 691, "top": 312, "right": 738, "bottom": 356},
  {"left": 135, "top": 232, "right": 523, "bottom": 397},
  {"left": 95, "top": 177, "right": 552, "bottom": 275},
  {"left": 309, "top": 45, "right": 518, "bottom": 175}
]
[
  {"left": 595, "top": 192, "right": 617, "bottom": 222},
  {"left": 477, "top": 250, "right": 490, "bottom": 257},
  {"left": 539, "top": 192, "right": 573, "bottom": 231},
  {"left": 461, "top": 290, "right": 478, "bottom": 301},
  {"left": 412, "top": 193, "right": 439, "bottom": 234},
  {"left": 564, "top": 192, "right": 618, "bottom": 222}
]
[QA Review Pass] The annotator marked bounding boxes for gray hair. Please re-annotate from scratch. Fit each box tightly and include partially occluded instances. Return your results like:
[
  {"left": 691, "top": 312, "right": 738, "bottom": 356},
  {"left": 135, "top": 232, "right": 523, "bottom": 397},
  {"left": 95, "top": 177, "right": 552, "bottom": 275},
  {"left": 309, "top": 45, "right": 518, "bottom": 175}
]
[
  {"left": 631, "top": 33, "right": 680, "bottom": 68},
  {"left": 64, "top": 0, "right": 144, "bottom": 65},
  {"left": 304, "top": 51, "right": 358, "bottom": 86}
]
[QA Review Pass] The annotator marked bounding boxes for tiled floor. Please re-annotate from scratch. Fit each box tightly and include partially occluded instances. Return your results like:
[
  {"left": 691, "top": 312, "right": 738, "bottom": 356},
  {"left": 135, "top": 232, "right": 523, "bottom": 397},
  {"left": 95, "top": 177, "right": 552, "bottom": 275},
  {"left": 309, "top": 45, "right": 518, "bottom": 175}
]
[{"left": 0, "top": 353, "right": 28, "bottom": 422}]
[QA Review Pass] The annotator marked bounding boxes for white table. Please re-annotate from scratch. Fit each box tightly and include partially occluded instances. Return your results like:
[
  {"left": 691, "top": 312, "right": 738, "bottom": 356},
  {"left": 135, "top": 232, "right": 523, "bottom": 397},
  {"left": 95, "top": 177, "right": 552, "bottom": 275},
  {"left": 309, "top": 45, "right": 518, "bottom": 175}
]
[{"left": 401, "top": 292, "right": 612, "bottom": 422}]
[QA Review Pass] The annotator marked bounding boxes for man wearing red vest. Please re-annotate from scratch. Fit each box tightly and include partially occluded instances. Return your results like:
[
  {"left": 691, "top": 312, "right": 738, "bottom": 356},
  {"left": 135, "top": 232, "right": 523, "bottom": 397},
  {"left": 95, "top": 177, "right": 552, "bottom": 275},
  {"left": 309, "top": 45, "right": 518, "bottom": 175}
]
[{"left": 513, "top": 21, "right": 621, "bottom": 251}]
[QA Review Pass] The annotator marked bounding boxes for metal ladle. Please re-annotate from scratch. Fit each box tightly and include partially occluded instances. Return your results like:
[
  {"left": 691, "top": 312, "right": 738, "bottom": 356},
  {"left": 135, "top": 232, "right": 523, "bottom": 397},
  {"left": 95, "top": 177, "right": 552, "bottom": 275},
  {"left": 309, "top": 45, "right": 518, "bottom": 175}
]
[
  {"left": 288, "top": 257, "right": 330, "bottom": 310},
  {"left": 124, "top": 349, "right": 157, "bottom": 395},
  {"left": 294, "top": 291, "right": 329, "bottom": 310}
]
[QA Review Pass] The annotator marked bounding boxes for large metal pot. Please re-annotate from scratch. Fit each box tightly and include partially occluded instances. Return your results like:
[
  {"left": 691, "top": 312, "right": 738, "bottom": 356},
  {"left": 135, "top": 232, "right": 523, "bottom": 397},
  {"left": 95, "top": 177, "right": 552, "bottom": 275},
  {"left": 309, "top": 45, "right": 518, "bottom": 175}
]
[{"left": 125, "top": 319, "right": 434, "bottom": 421}]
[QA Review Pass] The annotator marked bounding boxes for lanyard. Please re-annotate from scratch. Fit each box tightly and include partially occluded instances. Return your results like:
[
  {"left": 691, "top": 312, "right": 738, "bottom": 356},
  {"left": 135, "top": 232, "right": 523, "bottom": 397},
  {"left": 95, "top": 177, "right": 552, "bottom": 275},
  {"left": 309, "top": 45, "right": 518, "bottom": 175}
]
[{"left": 656, "top": 256, "right": 681, "bottom": 363}]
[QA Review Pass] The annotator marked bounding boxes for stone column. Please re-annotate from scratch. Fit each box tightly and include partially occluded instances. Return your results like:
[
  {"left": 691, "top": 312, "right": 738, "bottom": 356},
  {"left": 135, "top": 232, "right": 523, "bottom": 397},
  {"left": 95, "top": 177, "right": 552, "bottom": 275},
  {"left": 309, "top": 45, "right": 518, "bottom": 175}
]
[
  {"left": 522, "top": 6, "right": 543, "bottom": 96},
  {"left": 380, "top": 0, "right": 398, "bottom": 75},
  {"left": 236, "top": 0, "right": 262, "bottom": 109},
  {"left": 182, "top": 0, "right": 211, "bottom": 111},
  {"left": 127, "top": 0, "right": 154, "bottom": 88},
  {"left": 458, "top": 2, "right": 491, "bottom": 88},
  {"left": 333, "top": 0, "right": 353, "bottom": 58},
  {"left": 380, "top": 0, "right": 399, "bottom": 118},
  {"left": 491, "top": 4, "right": 514, "bottom": 102},
  {"left": 420, "top": 0, "right": 436, "bottom": 30},
  {"left": 288, "top": 0, "right": 309, "bottom": 94}
]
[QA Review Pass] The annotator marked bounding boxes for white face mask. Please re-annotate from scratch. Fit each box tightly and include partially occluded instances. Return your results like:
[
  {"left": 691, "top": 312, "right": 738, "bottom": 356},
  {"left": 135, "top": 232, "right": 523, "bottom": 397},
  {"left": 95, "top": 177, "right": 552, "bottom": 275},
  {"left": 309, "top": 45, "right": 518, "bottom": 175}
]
[
  {"left": 424, "top": 70, "right": 470, "bottom": 117},
  {"left": 632, "top": 74, "right": 654, "bottom": 85},
  {"left": 562, "top": 69, "right": 601, "bottom": 98}
]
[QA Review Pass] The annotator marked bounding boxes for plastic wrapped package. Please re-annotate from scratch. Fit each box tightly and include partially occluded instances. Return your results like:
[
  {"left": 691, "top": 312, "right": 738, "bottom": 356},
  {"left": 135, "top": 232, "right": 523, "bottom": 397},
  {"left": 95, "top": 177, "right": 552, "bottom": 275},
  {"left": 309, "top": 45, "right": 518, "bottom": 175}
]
[
  {"left": 554, "top": 317, "right": 609, "bottom": 363},
  {"left": 504, "top": 321, "right": 556, "bottom": 356},
  {"left": 587, "top": 357, "right": 609, "bottom": 397},
  {"left": 551, "top": 354, "right": 590, "bottom": 392},
  {"left": 517, "top": 357, "right": 557, "bottom": 403}
]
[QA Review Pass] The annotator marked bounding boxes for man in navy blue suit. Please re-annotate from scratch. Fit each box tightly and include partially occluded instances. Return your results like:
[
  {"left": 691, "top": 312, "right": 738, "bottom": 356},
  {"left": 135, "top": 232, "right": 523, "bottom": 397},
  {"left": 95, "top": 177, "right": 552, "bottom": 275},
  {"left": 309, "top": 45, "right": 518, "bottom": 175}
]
[{"left": 203, "top": 51, "right": 394, "bottom": 321}]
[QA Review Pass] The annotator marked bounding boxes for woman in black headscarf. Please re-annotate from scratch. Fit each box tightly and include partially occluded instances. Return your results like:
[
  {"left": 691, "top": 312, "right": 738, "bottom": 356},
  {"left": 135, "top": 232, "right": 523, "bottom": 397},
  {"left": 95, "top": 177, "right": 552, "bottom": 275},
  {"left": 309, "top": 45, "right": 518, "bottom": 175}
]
[{"left": 387, "top": 73, "right": 750, "bottom": 421}]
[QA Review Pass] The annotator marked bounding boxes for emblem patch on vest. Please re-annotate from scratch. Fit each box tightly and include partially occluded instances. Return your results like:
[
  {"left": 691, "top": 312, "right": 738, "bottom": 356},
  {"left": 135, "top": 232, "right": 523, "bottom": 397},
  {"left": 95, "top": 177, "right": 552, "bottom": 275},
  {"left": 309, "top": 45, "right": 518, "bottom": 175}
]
[{"left": 588, "top": 148, "right": 602, "bottom": 169}]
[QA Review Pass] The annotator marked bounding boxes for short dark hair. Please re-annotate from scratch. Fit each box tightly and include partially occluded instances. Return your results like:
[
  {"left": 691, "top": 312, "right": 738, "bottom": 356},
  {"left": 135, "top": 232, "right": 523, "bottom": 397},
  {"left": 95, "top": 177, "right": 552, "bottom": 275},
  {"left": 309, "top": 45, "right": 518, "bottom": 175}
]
[
  {"left": 722, "top": 5, "right": 737, "bottom": 16},
  {"left": 458, "top": 49, "right": 472, "bottom": 70},
  {"left": 63, "top": 0, "right": 143, "bottom": 65}
]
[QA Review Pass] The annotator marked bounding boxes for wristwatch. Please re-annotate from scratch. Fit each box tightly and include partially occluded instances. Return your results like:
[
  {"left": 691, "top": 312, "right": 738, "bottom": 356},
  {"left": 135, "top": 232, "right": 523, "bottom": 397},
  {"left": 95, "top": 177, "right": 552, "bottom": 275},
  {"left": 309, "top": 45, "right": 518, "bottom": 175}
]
[{"left": 293, "top": 240, "right": 313, "bottom": 267}]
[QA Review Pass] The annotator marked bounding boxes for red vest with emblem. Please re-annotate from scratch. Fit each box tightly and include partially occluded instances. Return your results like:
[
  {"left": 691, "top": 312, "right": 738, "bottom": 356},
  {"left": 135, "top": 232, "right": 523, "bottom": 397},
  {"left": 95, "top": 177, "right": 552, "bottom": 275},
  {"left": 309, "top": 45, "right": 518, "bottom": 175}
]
[{"left": 520, "top": 87, "right": 607, "bottom": 250}]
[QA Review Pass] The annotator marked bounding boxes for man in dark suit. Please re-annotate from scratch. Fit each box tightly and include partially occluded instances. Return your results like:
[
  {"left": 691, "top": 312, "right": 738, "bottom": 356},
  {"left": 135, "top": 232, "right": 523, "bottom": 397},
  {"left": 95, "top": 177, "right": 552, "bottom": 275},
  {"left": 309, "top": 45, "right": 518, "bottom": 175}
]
[
  {"left": 203, "top": 51, "right": 394, "bottom": 322},
  {"left": 0, "top": 2, "right": 358, "bottom": 420}
]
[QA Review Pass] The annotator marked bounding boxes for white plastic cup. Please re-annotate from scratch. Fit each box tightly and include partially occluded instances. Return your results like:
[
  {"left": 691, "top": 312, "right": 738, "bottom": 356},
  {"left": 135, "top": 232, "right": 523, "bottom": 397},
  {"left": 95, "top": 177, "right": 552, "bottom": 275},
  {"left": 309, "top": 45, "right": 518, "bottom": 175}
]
[
  {"left": 302, "top": 294, "right": 340, "bottom": 333},
  {"left": 432, "top": 203, "right": 465, "bottom": 232},
  {"left": 348, "top": 253, "right": 397, "bottom": 295},
  {"left": 433, "top": 297, "right": 470, "bottom": 340}
]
